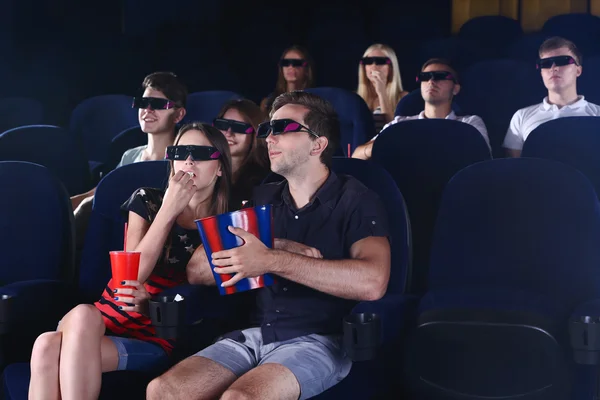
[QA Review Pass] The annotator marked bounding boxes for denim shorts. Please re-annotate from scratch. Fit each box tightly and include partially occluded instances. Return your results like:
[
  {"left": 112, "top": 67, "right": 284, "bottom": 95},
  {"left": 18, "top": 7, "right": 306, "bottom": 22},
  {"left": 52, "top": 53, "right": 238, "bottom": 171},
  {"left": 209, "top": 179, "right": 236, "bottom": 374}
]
[
  {"left": 195, "top": 327, "right": 352, "bottom": 400},
  {"left": 106, "top": 336, "right": 170, "bottom": 373}
]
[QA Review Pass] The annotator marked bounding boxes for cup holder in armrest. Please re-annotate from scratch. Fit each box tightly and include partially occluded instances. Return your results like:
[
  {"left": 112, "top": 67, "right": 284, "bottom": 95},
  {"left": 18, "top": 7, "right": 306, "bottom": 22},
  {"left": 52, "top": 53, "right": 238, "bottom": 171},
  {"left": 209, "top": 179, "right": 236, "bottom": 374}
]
[
  {"left": 343, "top": 313, "right": 381, "bottom": 362},
  {"left": 149, "top": 295, "right": 186, "bottom": 340},
  {"left": 570, "top": 316, "right": 600, "bottom": 365}
]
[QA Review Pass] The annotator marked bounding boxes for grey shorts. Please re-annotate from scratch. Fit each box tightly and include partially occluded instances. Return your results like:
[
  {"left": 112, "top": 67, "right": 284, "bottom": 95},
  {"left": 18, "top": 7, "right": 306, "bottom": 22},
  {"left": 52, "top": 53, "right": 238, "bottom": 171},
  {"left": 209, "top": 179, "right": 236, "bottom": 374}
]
[{"left": 194, "top": 327, "right": 352, "bottom": 399}]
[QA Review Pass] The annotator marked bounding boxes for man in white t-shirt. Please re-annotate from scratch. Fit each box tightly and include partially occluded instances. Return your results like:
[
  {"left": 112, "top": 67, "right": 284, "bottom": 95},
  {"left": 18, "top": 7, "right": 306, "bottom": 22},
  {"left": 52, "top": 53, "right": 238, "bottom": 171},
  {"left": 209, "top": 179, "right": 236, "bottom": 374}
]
[
  {"left": 503, "top": 37, "right": 600, "bottom": 157},
  {"left": 352, "top": 58, "right": 490, "bottom": 160}
]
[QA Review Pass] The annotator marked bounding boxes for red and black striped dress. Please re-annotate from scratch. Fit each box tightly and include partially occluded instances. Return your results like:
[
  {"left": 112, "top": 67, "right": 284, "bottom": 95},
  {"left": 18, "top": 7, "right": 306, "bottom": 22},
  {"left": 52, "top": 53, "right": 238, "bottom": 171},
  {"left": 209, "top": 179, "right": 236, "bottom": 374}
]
[{"left": 94, "top": 188, "right": 202, "bottom": 354}]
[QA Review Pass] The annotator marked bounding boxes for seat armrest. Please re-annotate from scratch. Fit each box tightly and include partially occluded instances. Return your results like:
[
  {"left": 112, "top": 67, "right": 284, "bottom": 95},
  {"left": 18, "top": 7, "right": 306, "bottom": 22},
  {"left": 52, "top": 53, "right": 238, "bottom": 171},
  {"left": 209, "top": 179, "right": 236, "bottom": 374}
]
[
  {"left": 570, "top": 300, "right": 600, "bottom": 365},
  {"left": 159, "top": 284, "right": 244, "bottom": 323},
  {"left": 351, "top": 294, "right": 419, "bottom": 345}
]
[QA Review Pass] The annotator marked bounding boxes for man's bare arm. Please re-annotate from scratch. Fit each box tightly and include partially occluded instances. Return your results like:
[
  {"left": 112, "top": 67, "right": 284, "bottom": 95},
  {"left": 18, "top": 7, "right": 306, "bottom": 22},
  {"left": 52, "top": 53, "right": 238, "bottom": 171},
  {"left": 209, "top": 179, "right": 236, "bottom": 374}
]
[
  {"left": 186, "top": 245, "right": 216, "bottom": 285},
  {"left": 352, "top": 141, "right": 374, "bottom": 160},
  {"left": 270, "top": 236, "right": 390, "bottom": 301}
]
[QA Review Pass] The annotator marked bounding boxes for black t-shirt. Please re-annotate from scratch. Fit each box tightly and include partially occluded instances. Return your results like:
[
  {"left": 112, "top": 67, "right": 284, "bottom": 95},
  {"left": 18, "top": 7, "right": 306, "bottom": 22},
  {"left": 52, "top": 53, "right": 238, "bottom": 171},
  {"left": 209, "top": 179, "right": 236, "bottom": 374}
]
[{"left": 235, "top": 171, "right": 390, "bottom": 344}]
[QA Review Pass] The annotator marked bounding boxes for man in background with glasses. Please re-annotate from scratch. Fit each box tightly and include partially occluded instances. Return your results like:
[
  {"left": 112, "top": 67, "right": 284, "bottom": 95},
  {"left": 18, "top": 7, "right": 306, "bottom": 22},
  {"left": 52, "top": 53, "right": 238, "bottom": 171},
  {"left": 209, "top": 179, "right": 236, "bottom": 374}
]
[
  {"left": 503, "top": 37, "right": 600, "bottom": 157},
  {"left": 352, "top": 58, "right": 489, "bottom": 160},
  {"left": 149, "top": 91, "right": 391, "bottom": 400},
  {"left": 70, "top": 72, "right": 187, "bottom": 258},
  {"left": 71, "top": 71, "right": 187, "bottom": 211}
]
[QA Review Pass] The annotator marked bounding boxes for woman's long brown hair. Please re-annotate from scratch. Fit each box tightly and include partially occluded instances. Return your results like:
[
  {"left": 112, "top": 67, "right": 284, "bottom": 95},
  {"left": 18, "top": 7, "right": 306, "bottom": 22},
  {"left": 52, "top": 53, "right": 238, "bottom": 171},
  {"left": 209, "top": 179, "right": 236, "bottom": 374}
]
[
  {"left": 274, "top": 45, "right": 315, "bottom": 97},
  {"left": 170, "top": 122, "right": 233, "bottom": 217},
  {"left": 160, "top": 123, "right": 232, "bottom": 267},
  {"left": 216, "top": 99, "right": 269, "bottom": 183}
]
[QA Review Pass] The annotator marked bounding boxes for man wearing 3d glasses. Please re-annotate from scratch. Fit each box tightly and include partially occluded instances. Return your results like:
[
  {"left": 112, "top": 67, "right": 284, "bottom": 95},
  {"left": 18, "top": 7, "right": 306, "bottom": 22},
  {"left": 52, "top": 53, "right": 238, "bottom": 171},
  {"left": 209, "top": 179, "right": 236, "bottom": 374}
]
[
  {"left": 71, "top": 71, "right": 187, "bottom": 211},
  {"left": 117, "top": 72, "right": 187, "bottom": 167},
  {"left": 503, "top": 36, "right": 600, "bottom": 157},
  {"left": 352, "top": 58, "right": 489, "bottom": 160},
  {"left": 70, "top": 72, "right": 187, "bottom": 257},
  {"left": 147, "top": 92, "right": 391, "bottom": 400}
]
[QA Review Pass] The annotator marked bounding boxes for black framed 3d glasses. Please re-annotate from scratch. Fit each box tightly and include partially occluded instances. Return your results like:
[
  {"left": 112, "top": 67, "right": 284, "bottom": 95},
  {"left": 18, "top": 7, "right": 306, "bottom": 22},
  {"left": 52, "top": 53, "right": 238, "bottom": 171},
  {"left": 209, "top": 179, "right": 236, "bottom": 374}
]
[
  {"left": 416, "top": 71, "right": 457, "bottom": 83},
  {"left": 360, "top": 56, "right": 391, "bottom": 66},
  {"left": 279, "top": 59, "right": 307, "bottom": 68},
  {"left": 132, "top": 97, "right": 177, "bottom": 110},
  {"left": 257, "top": 119, "right": 320, "bottom": 139},
  {"left": 165, "top": 145, "right": 221, "bottom": 161},
  {"left": 213, "top": 118, "right": 255, "bottom": 134},
  {"left": 536, "top": 55, "right": 578, "bottom": 69}
]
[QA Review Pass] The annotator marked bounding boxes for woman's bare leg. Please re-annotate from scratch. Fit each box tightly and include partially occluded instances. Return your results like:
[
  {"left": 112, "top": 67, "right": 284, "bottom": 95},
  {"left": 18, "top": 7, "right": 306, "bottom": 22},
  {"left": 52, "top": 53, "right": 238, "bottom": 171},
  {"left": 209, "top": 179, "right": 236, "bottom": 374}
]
[
  {"left": 29, "top": 331, "right": 63, "bottom": 400},
  {"left": 57, "top": 304, "right": 119, "bottom": 400}
]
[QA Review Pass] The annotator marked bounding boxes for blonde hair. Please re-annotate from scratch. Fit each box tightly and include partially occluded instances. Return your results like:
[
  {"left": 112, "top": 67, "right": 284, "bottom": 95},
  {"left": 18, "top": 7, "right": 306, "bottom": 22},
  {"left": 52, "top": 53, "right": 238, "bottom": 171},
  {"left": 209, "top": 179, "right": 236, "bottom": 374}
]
[{"left": 357, "top": 44, "right": 404, "bottom": 111}]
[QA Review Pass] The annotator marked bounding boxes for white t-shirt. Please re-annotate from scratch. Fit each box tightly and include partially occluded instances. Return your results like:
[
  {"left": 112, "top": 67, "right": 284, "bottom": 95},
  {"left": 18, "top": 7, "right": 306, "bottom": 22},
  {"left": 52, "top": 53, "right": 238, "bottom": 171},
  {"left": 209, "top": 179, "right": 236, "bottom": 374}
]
[
  {"left": 503, "top": 96, "right": 600, "bottom": 151},
  {"left": 372, "top": 110, "right": 491, "bottom": 151}
]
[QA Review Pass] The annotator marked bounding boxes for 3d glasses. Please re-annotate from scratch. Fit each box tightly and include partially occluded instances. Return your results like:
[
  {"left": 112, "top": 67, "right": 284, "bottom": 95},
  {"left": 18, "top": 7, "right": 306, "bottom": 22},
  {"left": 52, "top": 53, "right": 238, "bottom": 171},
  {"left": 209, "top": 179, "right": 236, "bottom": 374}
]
[
  {"left": 416, "top": 71, "right": 457, "bottom": 83},
  {"left": 279, "top": 59, "right": 307, "bottom": 68},
  {"left": 213, "top": 118, "right": 255, "bottom": 134},
  {"left": 257, "top": 119, "right": 320, "bottom": 138},
  {"left": 132, "top": 97, "right": 177, "bottom": 110},
  {"left": 360, "top": 56, "right": 391, "bottom": 66},
  {"left": 165, "top": 145, "right": 221, "bottom": 161},
  {"left": 536, "top": 55, "right": 578, "bottom": 69}
]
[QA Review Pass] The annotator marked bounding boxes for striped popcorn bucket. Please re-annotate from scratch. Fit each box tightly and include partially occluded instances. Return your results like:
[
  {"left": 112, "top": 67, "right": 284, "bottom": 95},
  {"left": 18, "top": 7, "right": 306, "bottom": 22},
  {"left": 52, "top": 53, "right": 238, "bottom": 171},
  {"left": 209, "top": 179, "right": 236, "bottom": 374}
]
[{"left": 195, "top": 204, "right": 276, "bottom": 295}]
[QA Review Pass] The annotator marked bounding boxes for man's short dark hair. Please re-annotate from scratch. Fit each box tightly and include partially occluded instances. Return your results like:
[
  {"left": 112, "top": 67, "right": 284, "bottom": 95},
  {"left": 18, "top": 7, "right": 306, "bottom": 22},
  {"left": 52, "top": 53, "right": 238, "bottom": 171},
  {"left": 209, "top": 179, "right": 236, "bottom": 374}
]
[
  {"left": 539, "top": 36, "right": 582, "bottom": 65},
  {"left": 270, "top": 91, "right": 340, "bottom": 167},
  {"left": 142, "top": 72, "right": 188, "bottom": 108},
  {"left": 421, "top": 58, "right": 459, "bottom": 83}
]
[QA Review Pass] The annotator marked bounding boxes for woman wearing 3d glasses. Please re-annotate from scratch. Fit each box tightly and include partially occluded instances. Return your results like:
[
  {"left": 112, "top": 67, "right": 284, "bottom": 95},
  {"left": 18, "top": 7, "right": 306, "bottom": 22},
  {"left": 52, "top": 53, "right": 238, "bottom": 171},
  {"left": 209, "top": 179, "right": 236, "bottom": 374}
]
[
  {"left": 357, "top": 43, "right": 408, "bottom": 134},
  {"left": 214, "top": 99, "right": 270, "bottom": 208},
  {"left": 260, "top": 45, "right": 315, "bottom": 114},
  {"left": 29, "top": 123, "right": 232, "bottom": 399}
]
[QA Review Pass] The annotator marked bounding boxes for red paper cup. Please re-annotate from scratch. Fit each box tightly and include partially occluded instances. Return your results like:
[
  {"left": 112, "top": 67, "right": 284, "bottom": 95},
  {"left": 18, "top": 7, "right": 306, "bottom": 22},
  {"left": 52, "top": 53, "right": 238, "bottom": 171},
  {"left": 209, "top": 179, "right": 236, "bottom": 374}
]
[{"left": 109, "top": 251, "right": 141, "bottom": 290}]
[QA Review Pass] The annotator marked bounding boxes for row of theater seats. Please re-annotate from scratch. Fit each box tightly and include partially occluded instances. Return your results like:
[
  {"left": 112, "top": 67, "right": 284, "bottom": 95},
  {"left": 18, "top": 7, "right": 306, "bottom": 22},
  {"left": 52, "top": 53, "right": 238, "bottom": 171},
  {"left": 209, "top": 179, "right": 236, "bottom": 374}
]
[
  {"left": 371, "top": 116, "right": 600, "bottom": 299},
  {"left": 0, "top": 91, "right": 243, "bottom": 156},
  {"left": 4, "top": 103, "right": 600, "bottom": 296},
  {"left": 5, "top": 49, "right": 600, "bottom": 172},
  {"left": 0, "top": 157, "right": 409, "bottom": 399},
  {"left": 3, "top": 129, "right": 600, "bottom": 398},
  {"left": 0, "top": 91, "right": 244, "bottom": 194},
  {"left": 421, "top": 13, "right": 600, "bottom": 58},
  {"left": 0, "top": 48, "right": 596, "bottom": 192},
  {"left": 0, "top": 88, "right": 374, "bottom": 195},
  {"left": 397, "top": 56, "right": 600, "bottom": 158},
  {"left": 2, "top": 114, "right": 600, "bottom": 397},
  {"left": 419, "top": 17, "right": 600, "bottom": 73},
  {"left": 377, "top": 116, "right": 600, "bottom": 399}
]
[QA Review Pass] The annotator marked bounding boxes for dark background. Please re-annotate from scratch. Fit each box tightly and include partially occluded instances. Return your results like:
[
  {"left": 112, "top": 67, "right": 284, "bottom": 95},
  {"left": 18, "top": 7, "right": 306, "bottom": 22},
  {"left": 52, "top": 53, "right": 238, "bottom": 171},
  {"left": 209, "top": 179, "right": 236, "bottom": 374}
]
[{"left": 0, "top": 0, "right": 452, "bottom": 125}]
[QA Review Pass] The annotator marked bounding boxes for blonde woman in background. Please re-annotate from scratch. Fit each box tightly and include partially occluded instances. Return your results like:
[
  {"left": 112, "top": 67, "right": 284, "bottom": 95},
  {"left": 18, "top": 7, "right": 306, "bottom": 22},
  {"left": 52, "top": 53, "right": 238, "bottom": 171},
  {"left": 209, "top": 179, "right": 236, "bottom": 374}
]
[{"left": 357, "top": 43, "right": 408, "bottom": 134}]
